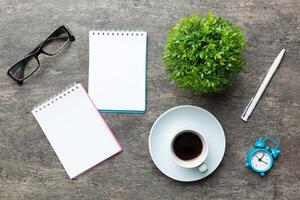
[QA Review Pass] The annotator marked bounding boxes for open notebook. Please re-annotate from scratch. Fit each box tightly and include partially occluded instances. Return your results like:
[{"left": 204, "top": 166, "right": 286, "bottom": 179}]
[
  {"left": 89, "top": 30, "right": 147, "bottom": 113},
  {"left": 32, "top": 83, "right": 122, "bottom": 179}
]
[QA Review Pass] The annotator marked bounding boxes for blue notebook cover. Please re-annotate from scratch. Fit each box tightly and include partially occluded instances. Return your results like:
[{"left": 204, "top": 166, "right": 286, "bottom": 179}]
[{"left": 88, "top": 30, "right": 147, "bottom": 113}]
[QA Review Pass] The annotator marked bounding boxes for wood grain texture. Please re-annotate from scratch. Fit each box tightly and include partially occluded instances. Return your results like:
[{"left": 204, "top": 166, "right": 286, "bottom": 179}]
[{"left": 0, "top": 0, "right": 299, "bottom": 199}]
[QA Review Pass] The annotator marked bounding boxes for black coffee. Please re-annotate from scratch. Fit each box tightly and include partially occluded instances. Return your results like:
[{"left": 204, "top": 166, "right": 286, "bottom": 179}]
[{"left": 173, "top": 131, "right": 203, "bottom": 161}]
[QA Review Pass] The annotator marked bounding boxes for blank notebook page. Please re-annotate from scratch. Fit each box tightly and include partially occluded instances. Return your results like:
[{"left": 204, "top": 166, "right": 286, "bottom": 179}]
[
  {"left": 89, "top": 31, "right": 147, "bottom": 113},
  {"left": 32, "top": 83, "right": 122, "bottom": 179}
]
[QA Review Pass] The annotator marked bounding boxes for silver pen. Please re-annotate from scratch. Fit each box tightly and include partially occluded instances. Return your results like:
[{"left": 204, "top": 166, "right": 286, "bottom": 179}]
[{"left": 241, "top": 49, "right": 285, "bottom": 121}]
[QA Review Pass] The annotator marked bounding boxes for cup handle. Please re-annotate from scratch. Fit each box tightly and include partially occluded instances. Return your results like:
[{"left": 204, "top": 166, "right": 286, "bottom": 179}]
[{"left": 198, "top": 163, "right": 208, "bottom": 173}]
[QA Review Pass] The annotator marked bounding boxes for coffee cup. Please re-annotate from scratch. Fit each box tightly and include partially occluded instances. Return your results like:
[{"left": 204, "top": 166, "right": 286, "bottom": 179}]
[{"left": 170, "top": 128, "right": 208, "bottom": 173}]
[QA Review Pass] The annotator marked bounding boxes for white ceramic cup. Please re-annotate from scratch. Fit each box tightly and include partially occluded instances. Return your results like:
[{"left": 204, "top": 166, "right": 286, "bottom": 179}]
[{"left": 170, "top": 128, "right": 208, "bottom": 173}]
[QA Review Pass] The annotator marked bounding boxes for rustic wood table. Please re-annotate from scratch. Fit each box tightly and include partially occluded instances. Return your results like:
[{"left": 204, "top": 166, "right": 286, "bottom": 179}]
[{"left": 0, "top": 1, "right": 299, "bottom": 199}]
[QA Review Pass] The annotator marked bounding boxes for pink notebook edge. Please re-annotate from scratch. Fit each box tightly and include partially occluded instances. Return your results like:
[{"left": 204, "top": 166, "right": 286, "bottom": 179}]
[
  {"left": 32, "top": 83, "right": 123, "bottom": 179},
  {"left": 70, "top": 83, "right": 123, "bottom": 179}
]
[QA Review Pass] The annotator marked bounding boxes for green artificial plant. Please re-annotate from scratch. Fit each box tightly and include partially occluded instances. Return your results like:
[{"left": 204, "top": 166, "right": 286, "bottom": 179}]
[{"left": 162, "top": 12, "right": 247, "bottom": 93}]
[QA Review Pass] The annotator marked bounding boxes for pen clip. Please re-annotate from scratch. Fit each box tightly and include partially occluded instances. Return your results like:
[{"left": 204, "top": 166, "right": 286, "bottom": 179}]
[{"left": 241, "top": 97, "right": 254, "bottom": 121}]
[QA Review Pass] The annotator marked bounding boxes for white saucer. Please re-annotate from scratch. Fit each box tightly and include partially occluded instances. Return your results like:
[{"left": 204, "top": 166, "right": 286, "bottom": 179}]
[{"left": 148, "top": 105, "right": 226, "bottom": 182}]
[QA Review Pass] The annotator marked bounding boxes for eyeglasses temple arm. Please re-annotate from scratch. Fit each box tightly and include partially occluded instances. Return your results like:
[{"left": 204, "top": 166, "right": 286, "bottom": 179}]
[{"left": 27, "top": 35, "right": 74, "bottom": 55}]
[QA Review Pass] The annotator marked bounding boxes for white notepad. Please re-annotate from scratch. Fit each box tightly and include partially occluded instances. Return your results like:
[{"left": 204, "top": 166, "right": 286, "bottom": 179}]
[
  {"left": 89, "top": 30, "right": 147, "bottom": 113},
  {"left": 32, "top": 83, "right": 122, "bottom": 179}
]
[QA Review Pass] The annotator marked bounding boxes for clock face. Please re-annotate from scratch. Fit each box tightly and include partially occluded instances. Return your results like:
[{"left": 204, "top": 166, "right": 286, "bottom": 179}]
[{"left": 250, "top": 150, "right": 272, "bottom": 171}]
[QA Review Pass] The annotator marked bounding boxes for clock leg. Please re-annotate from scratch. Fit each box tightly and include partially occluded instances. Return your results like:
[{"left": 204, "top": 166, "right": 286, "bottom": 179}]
[{"left": 245, "top": 162, "right": 250, "bottom": 167}]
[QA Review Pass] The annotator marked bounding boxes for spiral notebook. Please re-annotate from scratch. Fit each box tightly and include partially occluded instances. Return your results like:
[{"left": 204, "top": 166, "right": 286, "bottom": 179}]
[
  {"left": 32, "top": 83, "right": 122, "bottom": 179},
  {"left": 89, "top": 30, "right": 147, "bottom": 113}
]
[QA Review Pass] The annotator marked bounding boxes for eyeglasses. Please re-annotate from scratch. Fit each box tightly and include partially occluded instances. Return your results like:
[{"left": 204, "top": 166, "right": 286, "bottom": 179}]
[{"left": 7, "top": 25, "right": 75, "bottom": 85}]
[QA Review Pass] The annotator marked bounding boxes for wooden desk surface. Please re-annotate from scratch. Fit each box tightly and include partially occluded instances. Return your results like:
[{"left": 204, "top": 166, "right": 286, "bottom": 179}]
[{"left": 0, "top": 1, "right": 299, "bottom": 199}]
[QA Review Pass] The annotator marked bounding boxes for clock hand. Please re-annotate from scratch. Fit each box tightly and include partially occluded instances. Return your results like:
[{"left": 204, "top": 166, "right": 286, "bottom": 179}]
[
  {"left": 261, "top": 160, "right": 268, "bottom": 164},
  {"left": 260, "top": 153, "right": 266, "bottom": 159}
]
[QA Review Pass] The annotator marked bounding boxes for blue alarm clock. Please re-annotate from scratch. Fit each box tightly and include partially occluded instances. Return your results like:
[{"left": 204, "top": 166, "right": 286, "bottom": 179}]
[{"left": 245, "top": 136, "right": 280, "bottom": 176}]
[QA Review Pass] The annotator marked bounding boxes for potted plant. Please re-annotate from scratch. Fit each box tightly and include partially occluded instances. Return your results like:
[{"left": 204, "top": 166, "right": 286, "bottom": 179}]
[{"left": 162, "top": 12, "right": 247, "bottom": 93}]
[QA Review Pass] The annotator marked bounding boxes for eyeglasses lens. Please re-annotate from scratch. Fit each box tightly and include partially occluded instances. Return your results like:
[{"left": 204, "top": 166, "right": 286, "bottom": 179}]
[
  {"left": 42, "top": 27, "right": 70, "bottom": 55},
  {"left": 8, "top": 56, "right": 39, "bottom": 80}
]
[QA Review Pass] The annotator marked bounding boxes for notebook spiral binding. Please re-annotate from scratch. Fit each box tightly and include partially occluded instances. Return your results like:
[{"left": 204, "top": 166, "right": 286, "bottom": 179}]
[
  {"left": 90, "top": 30, "right": 146, "bottom": 37},
  {"left": 33, "top": 83, "right": 80, "bottom": 113}
]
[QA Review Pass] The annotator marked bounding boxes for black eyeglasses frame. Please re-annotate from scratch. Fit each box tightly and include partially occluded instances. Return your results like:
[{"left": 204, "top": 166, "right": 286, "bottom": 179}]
[{"left": 7, "top": 25, "right": 75, "bottom": 85}]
